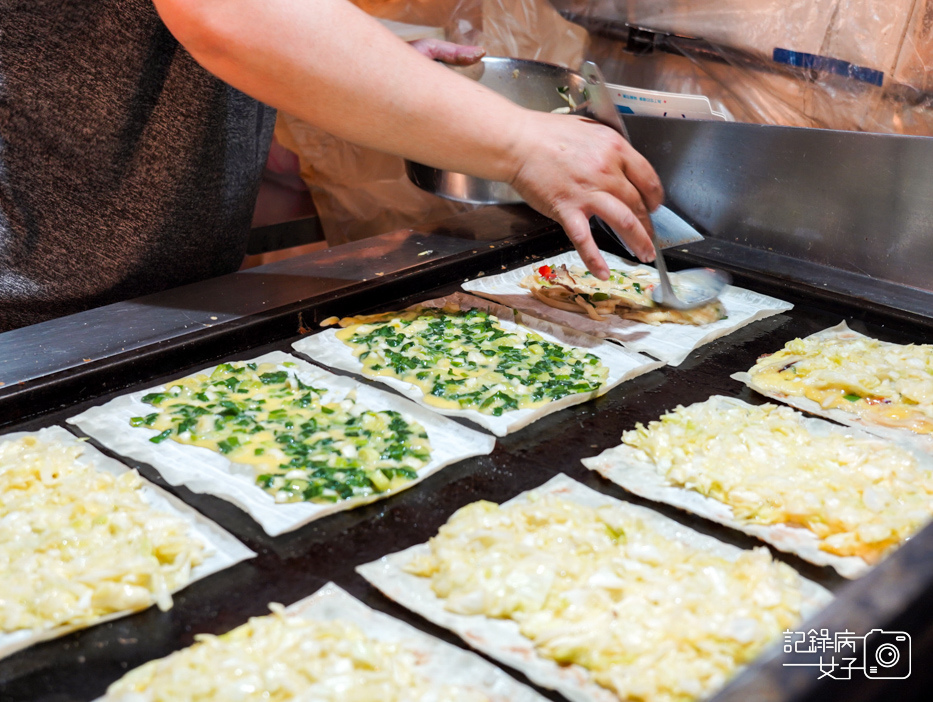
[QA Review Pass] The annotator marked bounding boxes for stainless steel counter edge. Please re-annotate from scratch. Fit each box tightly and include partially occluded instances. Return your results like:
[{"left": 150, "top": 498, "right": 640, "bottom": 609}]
[
  {"left": 0, "top": 206, "right": 558, "bottom": 390},
  {"left": 624, "top": 116, "right": 933, "bottom": 299}
]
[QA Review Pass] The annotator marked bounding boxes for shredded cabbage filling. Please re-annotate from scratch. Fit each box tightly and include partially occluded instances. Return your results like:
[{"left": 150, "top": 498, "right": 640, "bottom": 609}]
[
  {"left": 749, "top": 333, "right": 933, "bottom": 434},
  {"left": 622, "top": 400, "right": 933, "bottom": 563},
  {"left": 405, "top": 494, "right": 805, "bottom": 702},
  {"left": 0, "top": 436, "right": 206, "bottom": 633},
  {"left": 106, "top": 608, "right": 490, "bottom": 702}
]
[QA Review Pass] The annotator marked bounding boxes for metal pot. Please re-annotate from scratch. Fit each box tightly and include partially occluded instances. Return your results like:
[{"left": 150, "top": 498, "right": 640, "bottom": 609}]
[{"left": 405, "top": 57, "right": 588, "bottom": 205}]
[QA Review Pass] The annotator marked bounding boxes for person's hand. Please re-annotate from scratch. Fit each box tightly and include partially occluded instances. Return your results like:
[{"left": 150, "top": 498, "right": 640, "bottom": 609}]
[
  {"left": 155, "top": 0, "right": 652, "bottom": 278},
  {"left": 408, "top": 38, "right": 485, "bottom": 66},
  {"left": 508, "top": 111, "right": 664, "bottom": 280}
]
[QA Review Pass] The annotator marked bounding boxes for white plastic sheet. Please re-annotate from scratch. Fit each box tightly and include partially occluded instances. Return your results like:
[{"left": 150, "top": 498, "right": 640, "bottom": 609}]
[
  {"left": 0, "top": 427, "right": 254, "bottom": 661},
  {"left": 69, "top": 352, "right": 495, "bottom": 536},
  {"left": 359, "top": 473, "right": 833, "bottom": 702}
]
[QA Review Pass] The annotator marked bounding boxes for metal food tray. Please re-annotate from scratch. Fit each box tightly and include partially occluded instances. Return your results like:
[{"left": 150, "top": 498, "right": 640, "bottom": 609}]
[{"left": 2, "top": 120, "right": 932, "bottom": 702}]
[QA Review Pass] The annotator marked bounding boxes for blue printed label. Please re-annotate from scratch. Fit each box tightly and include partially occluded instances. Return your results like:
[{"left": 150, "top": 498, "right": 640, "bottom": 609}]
[{"left": 773, "top": 48, "right": 883, "bottom": 87}]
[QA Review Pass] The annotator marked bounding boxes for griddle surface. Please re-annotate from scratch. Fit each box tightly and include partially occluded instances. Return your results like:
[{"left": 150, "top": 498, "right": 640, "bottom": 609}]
[{"left": 1, "top": 273, "right": 930, "bottom": 702}]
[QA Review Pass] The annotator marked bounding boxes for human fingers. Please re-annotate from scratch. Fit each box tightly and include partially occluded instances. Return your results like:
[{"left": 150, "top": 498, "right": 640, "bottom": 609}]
[
  {"left": 590, "top": 191, "right": 656, "bottom": 263},
  {"left": 553, "top": 207, "right": 611, "bottom": 280},
  {"left": 507, "top": 112, "right": 654, "bottom": 273},
  {"left": 577, "top": 122, "right": 658, "bottom": 259},
  {"left": 576, "top": 119, "right": 664, "bottom": 213},
  {"left": 408, "top": 39, "right": 485, "bottom": 65},
  {"left": 606, "top": 175, "right": 657, "bottom": 258},
  {"left": 618, "top": 139, "right": 665, "bottom": 212}
]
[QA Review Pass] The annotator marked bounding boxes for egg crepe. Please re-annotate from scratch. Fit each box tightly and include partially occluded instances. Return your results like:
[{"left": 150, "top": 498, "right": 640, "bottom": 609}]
[
  {"left": 582, "top": 395, "right": 933, "bottom": 578},
  {"left": 0, "top": 426, "right": 254, "bottom": 662},
  {"left": 462, "top": 250, "right": 793, "bottom": 366},
  {"left": 733, "top": 321, "right": 933, "bottom": 454},
  {"left": 126, "top": 360, "right": 433, "bottom": 505},
  {"left": 69, "top": 351, "right": 495, "bottom": 536},
  {"left": 100, "top": 583, "right": 547, "bottom": 702},
  {"left": 520, "top": 262, "right": 725, "bottom": 325},
  {"left": 358, "top": 474, "right": 831, "bottom": 702},
  {"left": 294, "top": 293, "right": 663, "bottom": 437}
]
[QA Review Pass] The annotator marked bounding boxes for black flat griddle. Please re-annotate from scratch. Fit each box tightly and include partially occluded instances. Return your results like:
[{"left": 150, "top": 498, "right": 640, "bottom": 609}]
[{"left": 2, "top": 209, "right": 932, "bottom": 702}]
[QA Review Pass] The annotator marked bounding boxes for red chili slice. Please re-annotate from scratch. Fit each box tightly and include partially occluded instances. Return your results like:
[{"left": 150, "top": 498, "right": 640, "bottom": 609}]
[
  {"left": 865, "top": 397, "right": 891, "bottom": 405},
  {"left": 538, "top": 265, "right": 556, "bottom": 281}
]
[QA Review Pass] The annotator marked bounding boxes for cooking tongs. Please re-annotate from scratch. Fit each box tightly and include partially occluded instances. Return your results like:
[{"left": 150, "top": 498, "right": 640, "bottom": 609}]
[{"left": 580, "top": 61, "right": 729, "bottom": 310}]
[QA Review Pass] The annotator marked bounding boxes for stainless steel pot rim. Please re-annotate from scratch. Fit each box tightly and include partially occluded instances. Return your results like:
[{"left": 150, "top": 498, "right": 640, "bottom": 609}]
[{"left": 405, "top": 56, "right": 588, "bottom": 206}]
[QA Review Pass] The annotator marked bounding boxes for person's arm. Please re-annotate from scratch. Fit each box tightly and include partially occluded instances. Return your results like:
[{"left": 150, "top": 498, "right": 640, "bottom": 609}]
[{"left": 152, "top": 0, "right": 663, "bottom": 276}]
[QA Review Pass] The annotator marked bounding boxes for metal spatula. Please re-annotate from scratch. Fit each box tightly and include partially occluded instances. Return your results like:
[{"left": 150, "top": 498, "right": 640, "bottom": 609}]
[{"left": 580, "top": 61, "right": 730, "bottom": 310}]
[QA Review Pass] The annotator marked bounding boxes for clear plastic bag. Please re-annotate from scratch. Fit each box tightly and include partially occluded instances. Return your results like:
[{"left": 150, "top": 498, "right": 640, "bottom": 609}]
[
  {"left": 560, "top": 0, "right": 932, "bottom": 135},
  {"left": 275, "top": 0, "right": 589, "bottom": 245}
]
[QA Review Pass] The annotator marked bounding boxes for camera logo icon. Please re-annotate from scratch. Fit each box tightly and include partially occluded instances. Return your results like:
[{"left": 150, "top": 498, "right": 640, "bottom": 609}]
[{"left": 863, "top": 629, "right": 911, "bottom": 679}]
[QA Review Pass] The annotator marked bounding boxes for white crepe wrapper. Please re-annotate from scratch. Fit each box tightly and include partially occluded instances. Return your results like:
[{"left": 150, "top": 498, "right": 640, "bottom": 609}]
[
  {"left": 0, "top": 426, "right": 255, "bottom": 662},
  {"left": 732, "top": 321, "right": 933, "bottom": 455},
  {"left": 581, "top": 395, "right": 933, "bottom": 578},
  {"left": 293, "top": 292, "right": 664, "bottom": 437},
  {"left": 358, "top": 473, "right": 832, "bottom": 702},
  {"left": 97, "top": 582, "right": 549, "bottom": 702},
  {"left": 462, "top": 249, "right": 793, "bottom": 366},
  {"left": 68, "top": 351, "right": 495, "bottom": 536}
]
